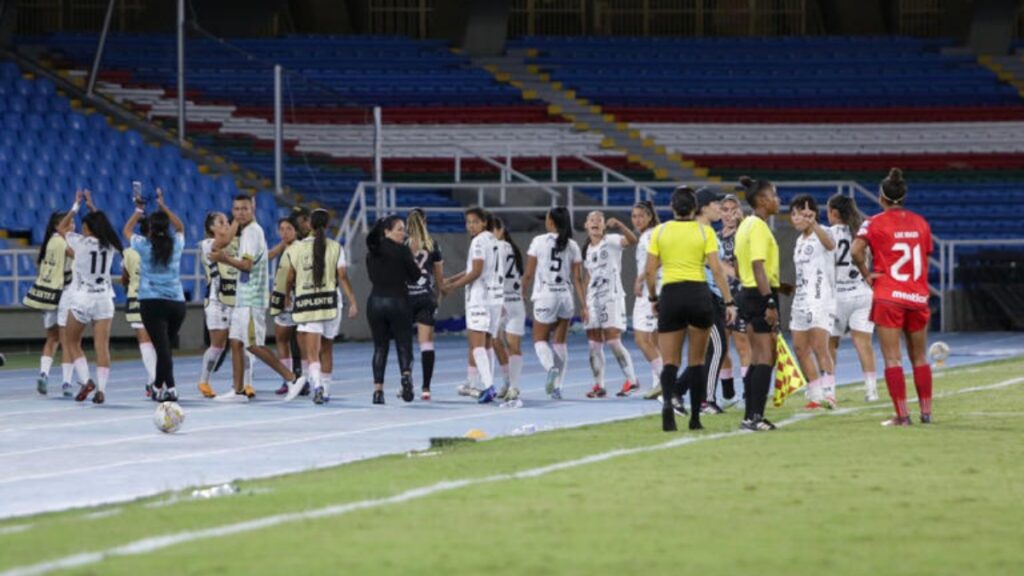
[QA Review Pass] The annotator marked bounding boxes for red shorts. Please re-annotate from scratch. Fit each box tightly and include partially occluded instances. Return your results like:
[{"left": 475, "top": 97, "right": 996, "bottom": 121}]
[{"left": 870, "top": 300, "right": 930, "bottom": 332}]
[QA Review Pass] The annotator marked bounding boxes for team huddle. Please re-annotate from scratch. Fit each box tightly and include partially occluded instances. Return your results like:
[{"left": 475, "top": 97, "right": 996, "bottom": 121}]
[{"left": 22, "top": 167, "right": 935, "bottom": 431}]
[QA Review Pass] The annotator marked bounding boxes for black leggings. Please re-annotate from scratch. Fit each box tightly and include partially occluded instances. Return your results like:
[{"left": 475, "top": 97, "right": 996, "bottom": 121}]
[
  {"left": 367, "top": 294, "right": 414, "bottom": 384},
  {"left": 140, "top": 299, "right": 186, "bottom": 389}
]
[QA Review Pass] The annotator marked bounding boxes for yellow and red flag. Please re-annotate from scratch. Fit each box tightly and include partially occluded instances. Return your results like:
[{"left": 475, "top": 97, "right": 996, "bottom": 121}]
[{"left": 772, "top": 335, "right": 807, "bottom": 407}]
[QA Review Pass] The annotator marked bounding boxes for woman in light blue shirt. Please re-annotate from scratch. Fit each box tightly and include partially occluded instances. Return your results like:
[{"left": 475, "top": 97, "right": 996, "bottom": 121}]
[{"left": 122, "top": 188, "right": 186, "bottom": 402}]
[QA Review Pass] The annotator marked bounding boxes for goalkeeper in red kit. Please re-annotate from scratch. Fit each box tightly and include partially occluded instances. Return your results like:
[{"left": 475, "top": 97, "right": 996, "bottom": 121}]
[{"left": 852, "top": 168, "right": 934, "bottom": 426}]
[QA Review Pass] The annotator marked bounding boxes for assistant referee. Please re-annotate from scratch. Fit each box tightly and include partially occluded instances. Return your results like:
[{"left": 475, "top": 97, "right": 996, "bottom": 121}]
[
  {"left": 646, "top": 187, "right": 736, "bottom": 432},
  {"left": 734, "top": 176, "right": 782, "bottom": 431}
]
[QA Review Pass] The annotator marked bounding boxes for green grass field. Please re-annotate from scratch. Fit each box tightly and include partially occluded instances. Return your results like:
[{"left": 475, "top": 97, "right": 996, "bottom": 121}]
[{"left": 2, "top": 358, "right": 1023, "bottom": 576}]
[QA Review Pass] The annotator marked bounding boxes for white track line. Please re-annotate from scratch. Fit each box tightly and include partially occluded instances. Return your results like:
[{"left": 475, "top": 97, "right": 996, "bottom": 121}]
[{"left": 3, "top": 375, "right": 1020, "bottom": 576}]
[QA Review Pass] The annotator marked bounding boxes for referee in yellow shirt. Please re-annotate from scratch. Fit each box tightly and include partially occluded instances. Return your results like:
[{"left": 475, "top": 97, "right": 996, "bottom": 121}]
[
  {"left": 734, "top": 176, "right": 782, "bottom": 431},
  {"left": 646, "top": 187, "right": 736, "bottom": 432}
]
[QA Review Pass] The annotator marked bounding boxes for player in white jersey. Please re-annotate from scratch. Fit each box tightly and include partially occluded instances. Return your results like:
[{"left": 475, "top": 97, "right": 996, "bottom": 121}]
[
  {"left": 827, "top": 194, "right": 878, "bottom": 401},
  {"left": 522, "top": 207, "right": 586, "bottom": 399},
  {"left": 789, "top": 195, "right": 839, "bottom": 409},
  {"left": 443, "top": 208, "right": 504, "bottom": 404},
  {"left": 56, "top": 190, "right": 122, "bottom": 404},
  {"left": 630, "top": 201, "right": 667, "bottom": 400},
  {"left": 196, "top": 211, "right": 238, "bottom": 398},
  {"left": 490, "top": 217, "right": 526, "bottom": 404},
  {"left": 581, "top": 211, "right": 639, "bottom": 398}
]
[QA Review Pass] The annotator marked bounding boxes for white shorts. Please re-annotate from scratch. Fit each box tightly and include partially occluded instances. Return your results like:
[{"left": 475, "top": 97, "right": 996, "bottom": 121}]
[
  {"left": 501, "top": 300, "right": 526, "bottom": 337},
  {"left": 43, "top": 310, "right": 59, "bottom": 330},
  {"left": 273, "top": 311, "right": 296, "bottom": 328},
  {"left": 632, "top": 297, "right": 658, "bottom": 333},
  {"left": 790, "top": 302, "right": 836, "bottom": 333},
  {"left": 585, "top": 295, "right": 627, "bottom": 332},
  {"left": 56, "top": 289, "right": 73, "bottom": 327},
  {"left": 230, "top": 306, "right": 267, "bottom": 347},
  {"left": 69, "top": 291, "right": 115, "bottom": 324},
  {"left": 532, "top": 294, "right": 575, "bottom": 326},
  {"left": 832, "top": 294, "right": 874, "bottom": 337},
  {"left": 467, "top": 303, "right": 502, "bottom": 337},
  {"left": 297, "top": 313, "right": 342, "bottom": 340},
  {"left": 205, "top": 301, "right": 233, "bottom": 332}
]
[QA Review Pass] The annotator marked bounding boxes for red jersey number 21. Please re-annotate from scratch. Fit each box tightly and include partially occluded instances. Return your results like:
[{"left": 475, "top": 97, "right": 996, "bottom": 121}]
[{"left": 890, "top": 242, "right": 923, "bottom": 282}]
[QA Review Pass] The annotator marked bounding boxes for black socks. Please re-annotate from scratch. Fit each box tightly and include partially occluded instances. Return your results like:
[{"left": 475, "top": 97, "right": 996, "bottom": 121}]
[
  {"left": 744, "top": 364, "right": 772, "bottom": 421},
  {"left": 421, "top": 350, "right": 435, "bottom": 391},
  {"left": 660, "top": 364, "right": 678, "bottom": 431}
]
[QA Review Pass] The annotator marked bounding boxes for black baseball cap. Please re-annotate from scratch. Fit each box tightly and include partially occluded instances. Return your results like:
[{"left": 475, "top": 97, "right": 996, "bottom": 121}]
[{"left": 696, "top": 187, "right": 725, "bottom": 208}]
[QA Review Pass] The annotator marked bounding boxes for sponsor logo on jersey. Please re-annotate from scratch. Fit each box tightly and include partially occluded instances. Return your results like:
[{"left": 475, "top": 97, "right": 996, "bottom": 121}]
[{"left": 891, "top": 290, "right": 929, "bottom": 304}]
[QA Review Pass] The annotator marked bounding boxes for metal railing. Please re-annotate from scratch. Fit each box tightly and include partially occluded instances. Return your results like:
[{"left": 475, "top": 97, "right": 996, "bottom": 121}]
[{"left": 0, "top": 247, "right": 206, "bottom": 308}]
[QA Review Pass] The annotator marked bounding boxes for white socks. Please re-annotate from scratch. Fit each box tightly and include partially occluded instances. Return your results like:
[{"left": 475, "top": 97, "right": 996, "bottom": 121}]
[
  {"left": 534, "top": 341, "right": 555, "bottom": 371},
  {"left": 139, "top": 342, "right": 157, "bottom": 386},
  {"left": 864, "top": 372, "right": 877, "bottom": 393},
  {"left": 472, "top": 347, "right": 493, "bottom": 388},
  {"left": 607, "top": 339, "right": 636, "bottom": 384},
  {"left": 553, "top": 343, "right": 568, "bottom": 387},
  {"left": 72, "top": 357, "right": 90, "bottom": 386},
  {"left": 822, "top": 373, "right": 836, "bottom": 400},
  {"left": 509, "top": 354, "right": 523, "bottom": 389},
  {"left": 243, "top": 352, "right": 254, "bottom": 389},
  {"left": 62, "top": 362, "right": 74, "bottom": 386},
  {"left": 321, "top": 372, "right": 332, "bottom": 397},
  {"left": 96, "top": 367, "right": 109, "bottom": 393},
  {"left": 467, "top": 366, "right": 481, "bottom": 388},
  {"left": 200, "top": 347, "right": 222, "bottom": 384},
  {"left": 650, "top": 356, "right": 664, "bottom": 389},
  {"left": 40, "top": 355, "right": 53, "bottom": 377},
  {"left": 588, "top": 340, "right": 606, "bottom": 387},
  {"left": 807, "top": 377, "right": 823, "bottom": 402},
  {"left": 309, "top": 362, "right": 321, "bottom": 390}
]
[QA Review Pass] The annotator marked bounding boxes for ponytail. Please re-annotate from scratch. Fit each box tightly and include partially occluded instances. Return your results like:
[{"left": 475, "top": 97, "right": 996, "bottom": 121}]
[
  {"left": 407, "top": 209, "right": 434, "bottom": 253},
  {"left": 494, "top": 217, "right": 524, "bottom": 274},
  {"left": 827, "top": 194, "right": 864, "bottom": 235},
  {"left": 311, "top": 209, "right": 329, "bottom": 287},
  {"left": 38, "top": 211, "right": 66, "bottom": 264},
  {"left": 147, "top": 211, "right": 172, "bottom": 267},
  {"left": 880, "top": 167, "right": 907, "bottom": 206},
  {"left": 548, "top": 207, "right": 571, "bottom": 253}
]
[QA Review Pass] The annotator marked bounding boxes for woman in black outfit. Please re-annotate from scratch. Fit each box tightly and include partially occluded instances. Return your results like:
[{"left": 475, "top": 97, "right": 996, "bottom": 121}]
[{"left": 366, "top": 215, "right": 421, "bottom": 404}]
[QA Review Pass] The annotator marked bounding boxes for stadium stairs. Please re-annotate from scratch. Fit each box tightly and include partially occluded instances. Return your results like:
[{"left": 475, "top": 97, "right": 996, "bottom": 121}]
[{"left": 471, "top": 49, "right": 712, "bottom": 182}]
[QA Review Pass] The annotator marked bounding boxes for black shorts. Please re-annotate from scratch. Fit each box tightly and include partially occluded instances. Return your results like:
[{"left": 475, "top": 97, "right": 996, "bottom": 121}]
[
  {"left": 657, "top": 282, "right": 714, "bottom": 333},
  {"left": 409, "top": 295, "right": 437, "bottom": 327},
  {"left": 738, "top": 287, "right": 778, "bottom": 334}
]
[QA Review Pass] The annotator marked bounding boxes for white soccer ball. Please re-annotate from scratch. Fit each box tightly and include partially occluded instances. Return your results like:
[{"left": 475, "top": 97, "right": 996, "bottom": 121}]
[
  {"left": 928, "top": 341, "right": 950, "bottom": 365},
  {"left": 154, "top": 401, "right": 185, "bottom": 434}
]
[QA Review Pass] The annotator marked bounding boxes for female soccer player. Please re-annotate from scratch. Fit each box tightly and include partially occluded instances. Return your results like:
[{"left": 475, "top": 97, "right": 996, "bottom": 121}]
[
  {"left": 197, "top": 211, "right": 237, "bottom": 398},
  {"left": 717, "top": 193, "right": 750, "bottom": 402},
  {"left": 734, "top": 176, "right": 783, "bottom": 431},
  {"left": 522, "top": 207, "right": 586, "bottom": 400},
  {"left": 366, "top": 216, "right": 421, "bottom": 404},
  {"left": 581, "top": 211, "right": 638, "bottom": 398},
  {"left": 120, "top": 217, "right": 157, "bottom": 397},
  {"left": 631, "top": 201, "right": 665, "bottom": 400},
  {"left": 287, "top": 209, "right": 358, "bottom": 405},
  {"left": 406, "top": 209, "right": 444, "bottom": 400},
  {"left": 827, "top": 194, "right": 878, "bottom": 402},
  {"left": 444, "top": 208, "right": 503, "bottom": 404},
  {"left": 123, "top": 188, "right": 186, "bottom": 402},
  {"left": 23, "top": 211, "right": 72, "bottom": 396},
  {"left": 58, "top": 190, "right": 122, "bottom": 404},
  {"left": 646, "top": 187, "right": 735, "bottom": 431},
  {"left": 492, "top": 217, "right": 526, "bottom": 403},
  {"left": 270, "top": 217, "right": 300, "bottom": 396},
  {"left": 788, "top": 194, "right": 838, "bottom": 410},
  {"left": 852, "top": 168, "right": 934, "bottom": 426}
]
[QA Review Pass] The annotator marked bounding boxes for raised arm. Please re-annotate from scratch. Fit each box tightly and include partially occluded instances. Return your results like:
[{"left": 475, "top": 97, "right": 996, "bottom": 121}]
[
  {"left": 607, "top": 218, "right": 637, "bottom": 246},
  {"left": 155, "top": 188, "right": 184, "bottom": 234},
  {"left": 57, "top": 190, "right": 83, "bottom": 237}
]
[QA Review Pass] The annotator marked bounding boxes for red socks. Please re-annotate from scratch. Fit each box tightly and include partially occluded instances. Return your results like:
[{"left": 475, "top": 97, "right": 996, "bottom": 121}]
[
  {"left": 884, "top": 366, "right": 909, "bottom": 420},
  {"left": 913, "top": 364, "right": 933, "bottom": 416}
]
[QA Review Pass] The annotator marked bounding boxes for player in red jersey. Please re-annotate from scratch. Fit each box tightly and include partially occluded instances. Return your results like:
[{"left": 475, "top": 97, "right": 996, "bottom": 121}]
[{"left": 852, "top": 168, "right": 933, "bottom": 426}]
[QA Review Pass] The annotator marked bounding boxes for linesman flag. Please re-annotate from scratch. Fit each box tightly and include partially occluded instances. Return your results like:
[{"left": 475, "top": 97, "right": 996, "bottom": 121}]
[{"left": 772, "top": 335, "right": 807, "bottom": 407}]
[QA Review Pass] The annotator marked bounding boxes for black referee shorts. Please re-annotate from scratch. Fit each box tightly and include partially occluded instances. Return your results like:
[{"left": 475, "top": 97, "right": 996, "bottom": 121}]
[
  {"left": 408, "top": 294, "right": 437, "bottom": 327},
  {"left": 658, "top": 282, "right": 714, "bottom": 333},
  {"left": 738, "top": 287, "right": 779, "bottom": 334}
]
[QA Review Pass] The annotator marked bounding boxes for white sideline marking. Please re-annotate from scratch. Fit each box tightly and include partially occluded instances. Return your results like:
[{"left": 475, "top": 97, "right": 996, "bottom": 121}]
[
  {"left": 0, "top": 525, "right": 31, "bottom": 536},
  {"left": 3, "top": 376, "right": 1020, "bottom": 576}
]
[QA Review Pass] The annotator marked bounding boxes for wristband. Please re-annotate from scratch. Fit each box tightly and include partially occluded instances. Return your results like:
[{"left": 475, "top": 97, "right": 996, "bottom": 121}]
[
  {"left": 764, "top": 297, "right": 777, "bottom": 310},
  {"left": 724, "top": 301, "right": 735, "bottom": 307},
  {"left": 71, "top": 202, "right": 80, "bottom": 213},
  {"left": 648, "top": 295, "right": 658, "bottom": 303},
  {"left": 134, "top": 207, "right": 145, "bottom": 215}
]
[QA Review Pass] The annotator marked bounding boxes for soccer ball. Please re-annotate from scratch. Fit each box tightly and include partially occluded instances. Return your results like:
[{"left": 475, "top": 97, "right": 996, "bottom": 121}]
[
  {"left": 928, "top": 341, "right": 950, "bottom": 367},
  {"left": 154, "top": 401, "right": 185, "bottom": 433}
]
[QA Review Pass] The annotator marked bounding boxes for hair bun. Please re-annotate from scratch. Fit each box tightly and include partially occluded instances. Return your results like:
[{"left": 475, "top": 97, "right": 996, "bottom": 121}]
[
  {"left": 738, "top": 176, "right": 754, "bottom": 189},
  {"left": 887, "top": 167, "right": 904, "bottom": 182}
]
